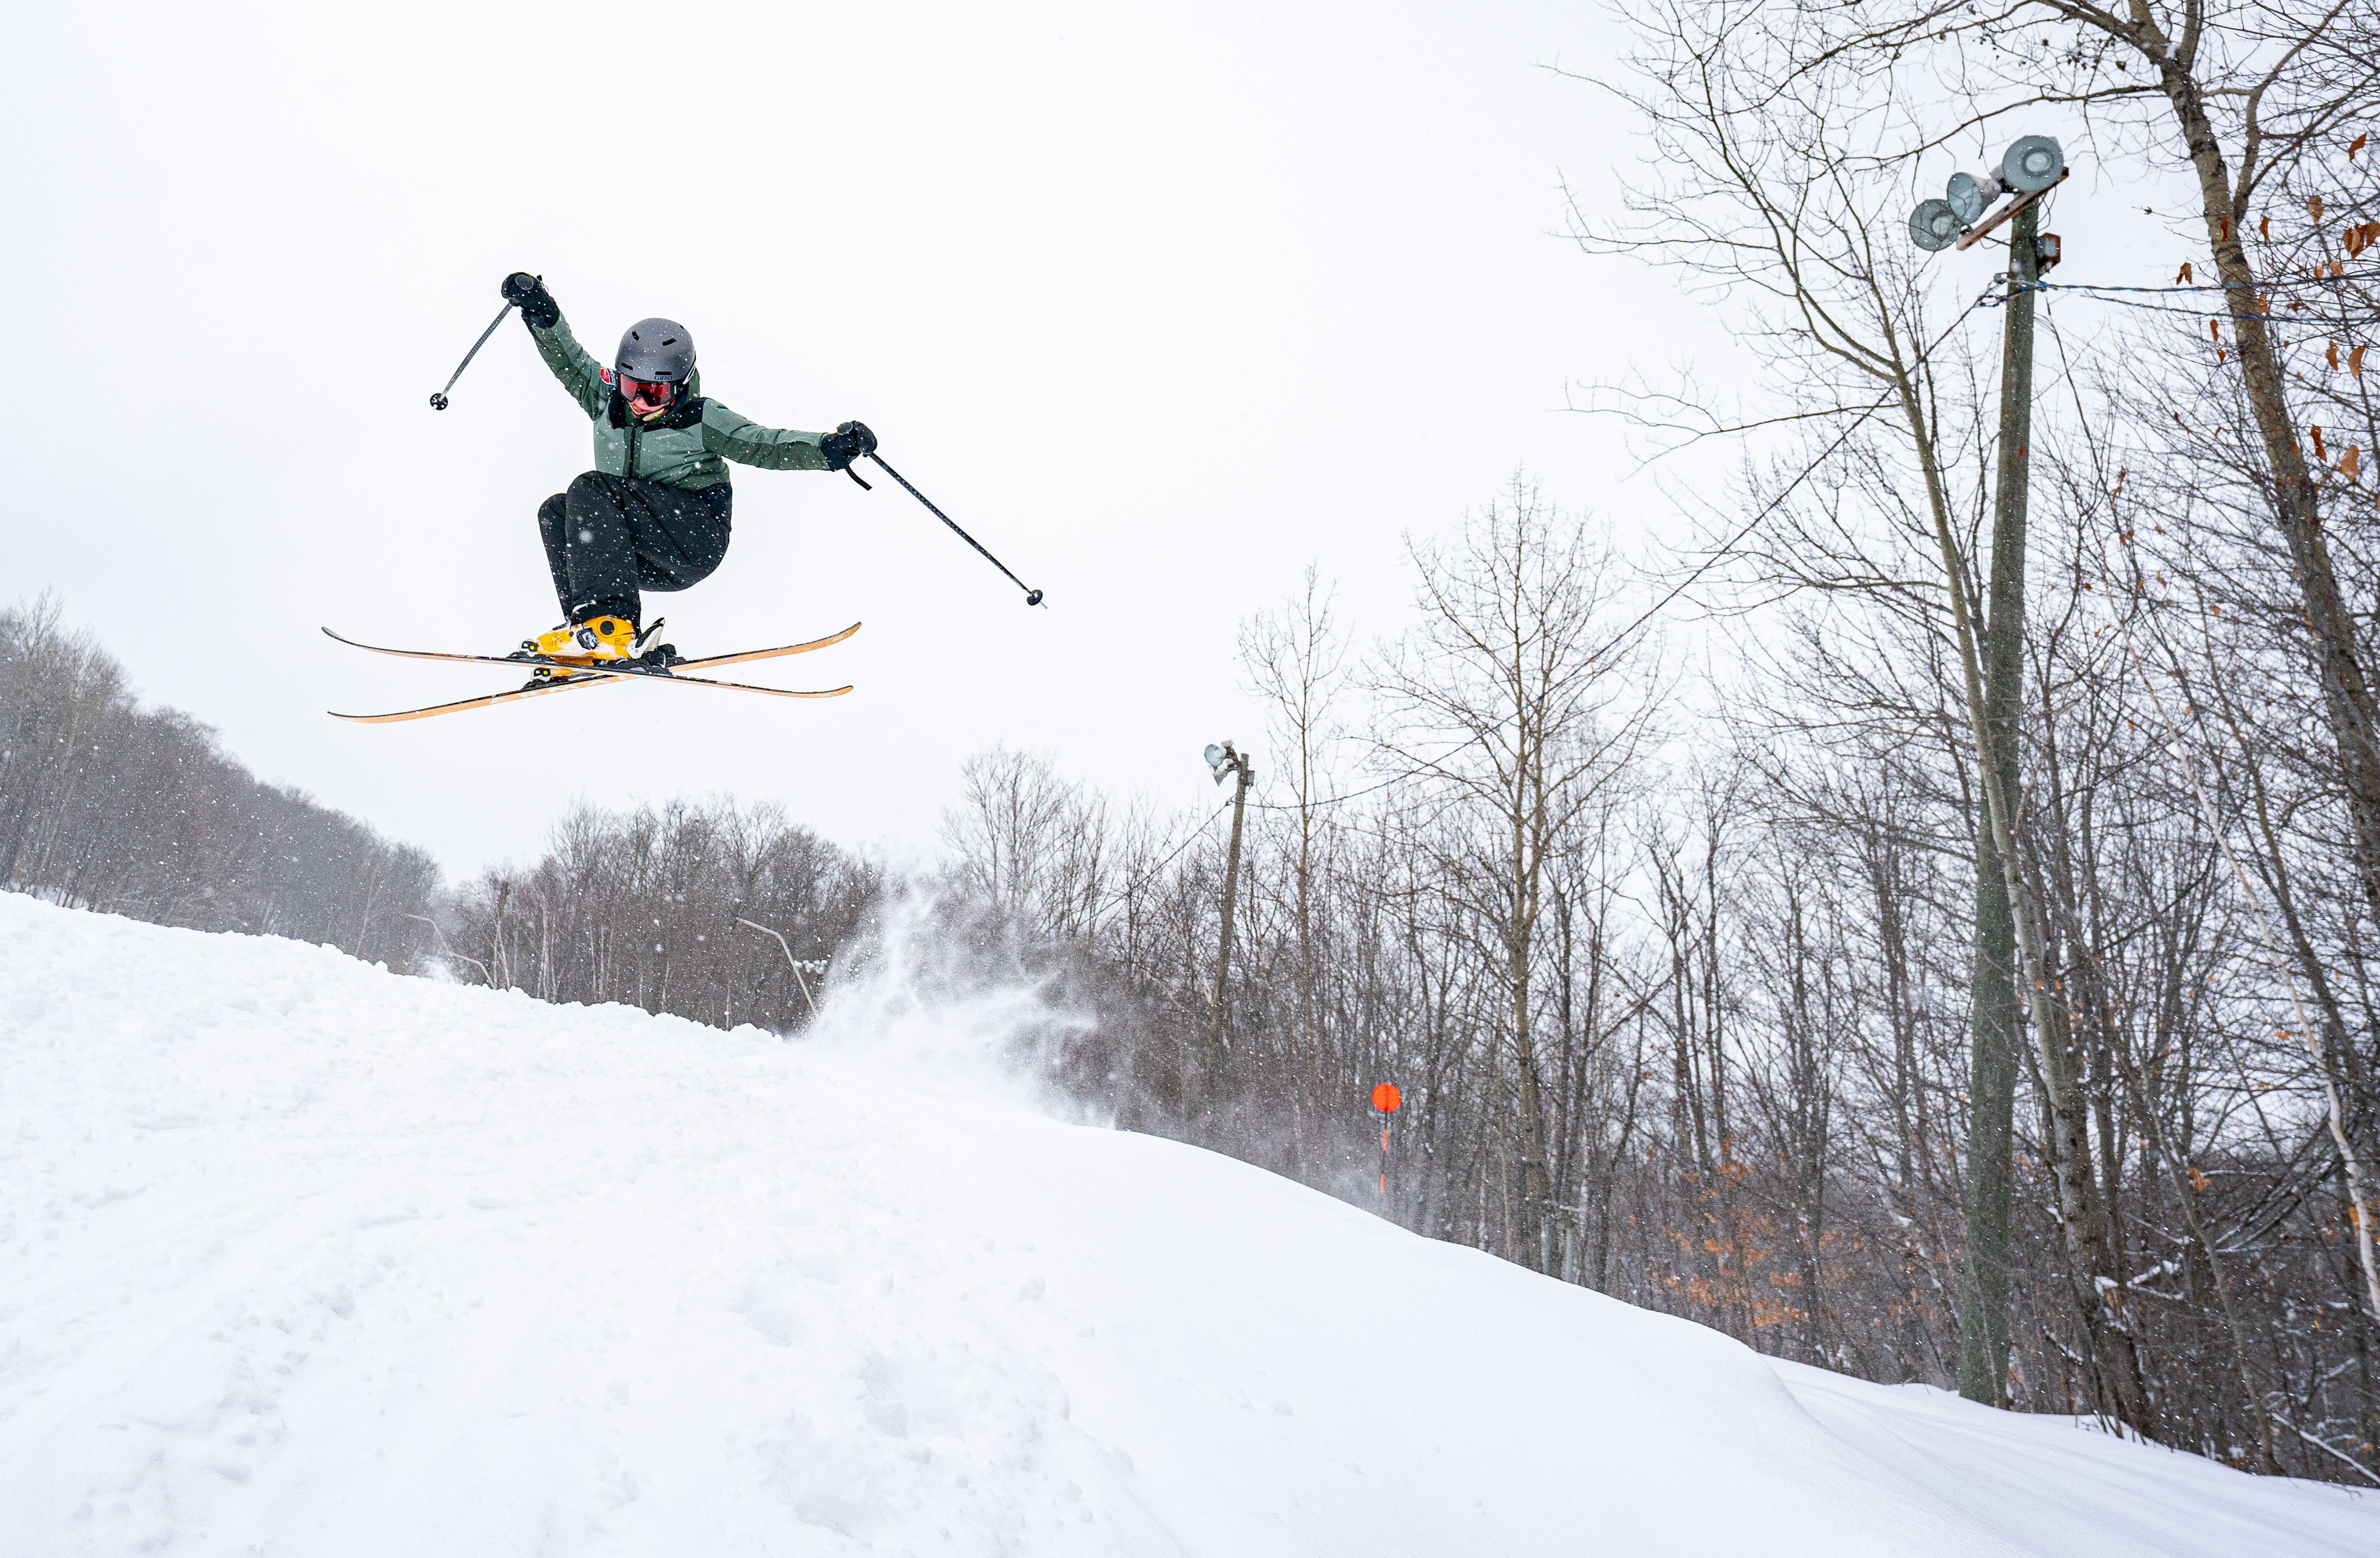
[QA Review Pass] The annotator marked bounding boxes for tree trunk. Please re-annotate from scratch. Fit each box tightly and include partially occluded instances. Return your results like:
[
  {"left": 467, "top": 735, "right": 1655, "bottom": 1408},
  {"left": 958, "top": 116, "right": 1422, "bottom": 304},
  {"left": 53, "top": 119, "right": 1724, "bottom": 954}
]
[
  {"left": 1511, "top": 814, "right": 1557, "bottom": 1270},
  {"left": 2145, "top": 47, "right": 2380, "bottom": 1327}
]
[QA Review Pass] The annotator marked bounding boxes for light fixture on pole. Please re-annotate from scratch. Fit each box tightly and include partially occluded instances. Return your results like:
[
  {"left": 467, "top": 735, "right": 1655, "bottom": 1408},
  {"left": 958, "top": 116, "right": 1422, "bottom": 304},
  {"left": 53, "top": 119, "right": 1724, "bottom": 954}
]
[
  {"left": 1945, "top": 170, "right": 2003, "bottom": 226},
  {"left": 1910, "top": 199, "right": 1963, "bottom": 252},
  {"left": 1907, "top": 136, "right": 2066, "bottom": 254},
  {"left": 2000, "top": 135, "right": 2065, "bottom": 192}
]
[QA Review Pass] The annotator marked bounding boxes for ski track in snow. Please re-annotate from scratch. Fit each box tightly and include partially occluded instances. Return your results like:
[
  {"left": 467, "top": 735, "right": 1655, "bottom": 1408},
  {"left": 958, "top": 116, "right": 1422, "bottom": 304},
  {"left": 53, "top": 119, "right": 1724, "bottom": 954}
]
[{"left": 1, "top": 893, "right": 2373, "bottom": 1557}]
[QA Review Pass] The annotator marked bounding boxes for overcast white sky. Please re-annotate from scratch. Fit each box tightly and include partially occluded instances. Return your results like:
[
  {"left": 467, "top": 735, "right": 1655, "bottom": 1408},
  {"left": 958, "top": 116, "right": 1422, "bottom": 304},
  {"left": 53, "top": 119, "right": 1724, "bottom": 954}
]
[{"left": 5, "top": 1, "right": 2193, "bottom": 878}]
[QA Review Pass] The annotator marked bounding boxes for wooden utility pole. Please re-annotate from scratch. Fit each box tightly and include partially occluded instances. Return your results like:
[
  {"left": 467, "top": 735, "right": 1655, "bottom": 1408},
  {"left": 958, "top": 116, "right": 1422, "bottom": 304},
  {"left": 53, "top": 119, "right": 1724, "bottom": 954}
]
[
  {"left": 1206, "top": 740, "right": 1254, "bottom": 1066},
  {"left": 1960, "top": 196, "right": 2040, "bottom": 1410}
]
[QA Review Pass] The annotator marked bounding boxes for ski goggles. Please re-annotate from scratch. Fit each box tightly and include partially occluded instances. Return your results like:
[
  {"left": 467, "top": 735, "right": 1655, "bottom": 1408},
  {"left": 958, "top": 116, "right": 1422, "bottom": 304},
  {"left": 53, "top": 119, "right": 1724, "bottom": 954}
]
[{"left": 619, "top": 374, "right": 677, "bottom": 408}]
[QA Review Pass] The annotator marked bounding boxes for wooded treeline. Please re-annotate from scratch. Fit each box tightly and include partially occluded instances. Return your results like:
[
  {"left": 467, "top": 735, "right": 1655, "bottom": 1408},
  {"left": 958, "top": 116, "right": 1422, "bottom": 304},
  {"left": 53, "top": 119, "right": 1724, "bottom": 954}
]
[
  {"left": 442, "top": 797, "right": 879, "bottom": 1035},
  {"left": 0, "top": 596, "right": 439, "bottom": 964}
]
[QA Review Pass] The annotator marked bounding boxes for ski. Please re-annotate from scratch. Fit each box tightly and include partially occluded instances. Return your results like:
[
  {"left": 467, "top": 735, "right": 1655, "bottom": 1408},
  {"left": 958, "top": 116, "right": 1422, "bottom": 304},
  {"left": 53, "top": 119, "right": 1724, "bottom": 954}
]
[
  {"left": 322, "top": 622, "right": 861, "bottom": 724},
  {"left": 331, "top": 671, "right": 626, "bottom": 724},
  {"left": 320, "top": 620, "right": 861, "bottom": 673},
  {"left": 329, "top": 667, "right": 854, "bottom": 724}
]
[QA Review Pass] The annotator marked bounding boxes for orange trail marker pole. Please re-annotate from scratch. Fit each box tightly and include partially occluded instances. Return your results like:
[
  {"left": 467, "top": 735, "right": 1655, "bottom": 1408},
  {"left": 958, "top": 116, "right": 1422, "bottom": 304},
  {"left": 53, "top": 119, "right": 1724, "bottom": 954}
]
[{"left": 1370, "top": 1084, "right": 1403, "bottom": 1199}]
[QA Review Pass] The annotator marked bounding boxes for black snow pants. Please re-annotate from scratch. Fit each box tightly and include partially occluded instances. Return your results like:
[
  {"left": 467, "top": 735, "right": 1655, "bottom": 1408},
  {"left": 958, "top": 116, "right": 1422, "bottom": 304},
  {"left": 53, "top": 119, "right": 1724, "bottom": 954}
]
[{"left": 537, "top": 471, "right": 733, "bottom": 628}]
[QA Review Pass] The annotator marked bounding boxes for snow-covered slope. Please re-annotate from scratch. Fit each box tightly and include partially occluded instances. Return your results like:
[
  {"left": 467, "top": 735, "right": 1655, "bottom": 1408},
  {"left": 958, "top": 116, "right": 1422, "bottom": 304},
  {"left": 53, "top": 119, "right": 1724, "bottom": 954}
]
[{"left": 2, "top": 894, "right": 2372, "bottom": 1557}]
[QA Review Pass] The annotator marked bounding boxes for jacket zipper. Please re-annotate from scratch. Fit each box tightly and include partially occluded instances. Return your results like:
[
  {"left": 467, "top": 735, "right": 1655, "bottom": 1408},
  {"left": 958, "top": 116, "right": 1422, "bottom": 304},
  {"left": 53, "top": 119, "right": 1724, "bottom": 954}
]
[{"left": 624, "top": 418, "right": 641, "bottom": 479}]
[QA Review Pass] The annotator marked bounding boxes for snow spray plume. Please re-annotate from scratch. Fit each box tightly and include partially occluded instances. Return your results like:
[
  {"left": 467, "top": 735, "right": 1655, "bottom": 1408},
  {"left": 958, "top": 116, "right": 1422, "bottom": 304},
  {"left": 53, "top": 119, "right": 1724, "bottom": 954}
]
[{"left": 801, "top": 890, "right": 1099, "bottom": 1118}]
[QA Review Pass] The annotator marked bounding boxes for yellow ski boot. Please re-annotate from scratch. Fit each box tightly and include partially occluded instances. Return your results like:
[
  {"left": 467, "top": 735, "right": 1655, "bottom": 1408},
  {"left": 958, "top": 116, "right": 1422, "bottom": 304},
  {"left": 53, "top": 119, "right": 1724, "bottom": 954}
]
[{"left": 522, "top": 616, "right": 639, "bottom": 677}]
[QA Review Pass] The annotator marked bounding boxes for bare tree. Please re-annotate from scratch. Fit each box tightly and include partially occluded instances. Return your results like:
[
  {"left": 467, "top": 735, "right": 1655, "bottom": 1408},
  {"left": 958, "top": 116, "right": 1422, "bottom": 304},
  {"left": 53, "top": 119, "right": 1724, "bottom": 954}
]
[
  {"left": 1240, "top": 565, "right": 1355, "bottom": 1142},
  {"left": 1373, "top": 480, "right": 1659, "bottom": 1271}
]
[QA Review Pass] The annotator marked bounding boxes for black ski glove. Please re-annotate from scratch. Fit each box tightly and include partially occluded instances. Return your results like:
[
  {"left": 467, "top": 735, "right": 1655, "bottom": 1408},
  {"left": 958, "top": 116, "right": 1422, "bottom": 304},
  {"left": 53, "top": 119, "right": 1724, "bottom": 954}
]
[
  {"left": 819, "top": 420, "right": 877, "bottom": 471},
  {"left": 502, "top": 272, "right": 560, "bottom": 330}
]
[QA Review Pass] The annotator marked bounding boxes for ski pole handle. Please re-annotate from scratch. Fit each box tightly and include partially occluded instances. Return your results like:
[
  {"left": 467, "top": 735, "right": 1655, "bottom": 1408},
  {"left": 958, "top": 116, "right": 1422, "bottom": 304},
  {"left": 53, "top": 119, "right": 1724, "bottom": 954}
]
[{"left": 430, "top": 301, "right": 516, "bottom": 411}]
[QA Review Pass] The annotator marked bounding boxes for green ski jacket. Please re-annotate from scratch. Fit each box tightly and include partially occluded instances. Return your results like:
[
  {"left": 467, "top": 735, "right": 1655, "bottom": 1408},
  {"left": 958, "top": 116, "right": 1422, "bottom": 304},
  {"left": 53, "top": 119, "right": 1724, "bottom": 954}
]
[{"left": 529, "top": 311, "right": 832, "bottom": 490}]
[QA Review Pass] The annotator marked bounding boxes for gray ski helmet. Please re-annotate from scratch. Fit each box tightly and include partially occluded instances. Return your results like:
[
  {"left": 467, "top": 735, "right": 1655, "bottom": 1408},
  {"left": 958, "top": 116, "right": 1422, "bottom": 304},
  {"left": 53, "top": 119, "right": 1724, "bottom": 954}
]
[{"left": 616, "top": 318, "right": 696, "bottom": 384}]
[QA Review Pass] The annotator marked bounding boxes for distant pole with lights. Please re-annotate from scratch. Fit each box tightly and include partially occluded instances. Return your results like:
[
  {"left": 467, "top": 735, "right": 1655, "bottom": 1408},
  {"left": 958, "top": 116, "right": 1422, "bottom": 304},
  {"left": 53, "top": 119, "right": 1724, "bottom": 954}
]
[{"left": 1203, "top": 741, "right": 1255, "bottom": 1071}]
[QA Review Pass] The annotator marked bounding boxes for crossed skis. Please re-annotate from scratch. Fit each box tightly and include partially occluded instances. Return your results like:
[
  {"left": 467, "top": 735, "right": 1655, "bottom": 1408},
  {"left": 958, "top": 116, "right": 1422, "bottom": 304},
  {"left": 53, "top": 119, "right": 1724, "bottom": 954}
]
[{"left": 321, "top": 622, "right": 860, "bottom": 724}]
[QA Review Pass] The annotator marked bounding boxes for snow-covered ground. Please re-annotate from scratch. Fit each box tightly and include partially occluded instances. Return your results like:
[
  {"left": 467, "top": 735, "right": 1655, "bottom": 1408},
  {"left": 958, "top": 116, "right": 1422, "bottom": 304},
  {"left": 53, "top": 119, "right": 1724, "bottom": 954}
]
[{"left": 3, "top": 893, "right": 2373, "bottom": 1557}]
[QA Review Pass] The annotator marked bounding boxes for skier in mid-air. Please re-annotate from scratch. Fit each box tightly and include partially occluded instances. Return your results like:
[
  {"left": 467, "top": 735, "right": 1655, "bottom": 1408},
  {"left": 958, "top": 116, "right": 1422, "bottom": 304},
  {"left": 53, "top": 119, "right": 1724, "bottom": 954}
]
[
  {"left": 497, "top": 271, "right": 875, "bottom": 668},
  {"left": 321, "top": 270, "right": 1036, "bottom": 723}
]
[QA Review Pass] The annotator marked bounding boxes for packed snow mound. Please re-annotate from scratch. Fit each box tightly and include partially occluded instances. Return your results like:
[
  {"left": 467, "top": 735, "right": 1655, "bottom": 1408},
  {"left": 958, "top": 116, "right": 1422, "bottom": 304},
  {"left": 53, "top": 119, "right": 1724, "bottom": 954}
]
[{"left": 2, "top": 895, "right": 2372, "bottom": 1558}]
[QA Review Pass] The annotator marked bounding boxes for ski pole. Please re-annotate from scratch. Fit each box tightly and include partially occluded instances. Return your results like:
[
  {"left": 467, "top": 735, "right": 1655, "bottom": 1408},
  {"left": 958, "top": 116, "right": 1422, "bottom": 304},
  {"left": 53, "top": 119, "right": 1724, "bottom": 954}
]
[
  {"left": 428, "top": 302, "right": 516, "bottom": 411},
  {"left": 853, "top": 452, "right": 1045, "bottom": 606}
]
